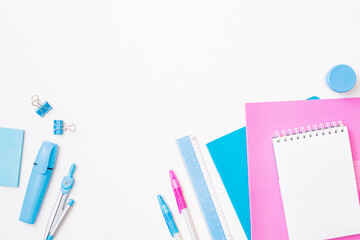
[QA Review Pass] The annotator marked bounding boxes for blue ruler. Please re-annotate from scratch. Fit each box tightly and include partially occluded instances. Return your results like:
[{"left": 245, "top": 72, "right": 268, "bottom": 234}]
[{"left": 176, "top": 135, "right": 232, "bottom": 240}]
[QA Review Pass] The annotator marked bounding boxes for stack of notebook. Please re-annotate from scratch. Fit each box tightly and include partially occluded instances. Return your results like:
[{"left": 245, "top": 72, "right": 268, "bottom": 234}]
[{"left": 207, "top": 97, "right": 360, "bottom": 240}]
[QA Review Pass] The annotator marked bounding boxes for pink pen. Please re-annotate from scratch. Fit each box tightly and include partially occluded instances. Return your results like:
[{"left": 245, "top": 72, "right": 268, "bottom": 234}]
[{"left": 169, "top": 170, "right": 199, "bottom": 240}]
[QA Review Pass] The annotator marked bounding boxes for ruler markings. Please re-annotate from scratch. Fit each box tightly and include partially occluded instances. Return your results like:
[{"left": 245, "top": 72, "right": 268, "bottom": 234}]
[{"left": 176, "top": 135, "right": 232, "bottom": 240}]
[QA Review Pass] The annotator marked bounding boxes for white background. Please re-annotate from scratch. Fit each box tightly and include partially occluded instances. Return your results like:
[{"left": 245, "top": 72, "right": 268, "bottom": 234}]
[{"left": 1, "top": 0, "right": 360, "bottom": 239}]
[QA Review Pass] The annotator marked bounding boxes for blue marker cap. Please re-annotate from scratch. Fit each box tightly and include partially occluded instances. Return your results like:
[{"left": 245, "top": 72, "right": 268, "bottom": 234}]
[
  {"left": 157, "top": 194, "right": 179, "bottom": 237},
  {"left": 20, "top": 141, "right": 58, "bottom": 224},
  {"left": 326, "top": 64, "right": 356, "bottom": 93}
]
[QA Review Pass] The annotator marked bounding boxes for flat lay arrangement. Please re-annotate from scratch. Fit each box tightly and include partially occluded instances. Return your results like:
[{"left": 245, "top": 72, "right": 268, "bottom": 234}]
[
  {"left": 0, "top": 96, "right": 78, "bottom": 239},
  {"left": 158, "top": 65, "right": 360, "bottom": 240},
  {"left": 3, "top": 2, "right": 360, "bottom": 239}
]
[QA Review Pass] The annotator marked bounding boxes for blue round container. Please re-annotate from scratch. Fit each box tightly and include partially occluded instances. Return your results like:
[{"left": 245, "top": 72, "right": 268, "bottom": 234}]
[{"left": 326, "top": 64, "right": 356, "bottom": 93}]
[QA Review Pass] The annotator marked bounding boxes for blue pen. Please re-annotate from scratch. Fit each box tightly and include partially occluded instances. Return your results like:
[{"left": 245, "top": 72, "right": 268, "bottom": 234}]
[
  {"left": 44, "top": 164, "right": 76, "bottom": 240},
  {"left": 157, "top": 195, "right": 183, "bottom": 240}
]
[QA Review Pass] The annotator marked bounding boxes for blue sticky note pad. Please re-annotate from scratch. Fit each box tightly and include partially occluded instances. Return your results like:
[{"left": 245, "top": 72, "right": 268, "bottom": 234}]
[
  {"left": 206, "top": 96, "right": 319, "bottom": 240},
  {"left": 0, "top": 127, "right": 24, "bottom": 187}
]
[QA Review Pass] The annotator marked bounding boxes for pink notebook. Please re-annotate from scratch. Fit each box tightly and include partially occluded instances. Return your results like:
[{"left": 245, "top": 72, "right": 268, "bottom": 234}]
[{"left": 245, "top": 98, "right": 360, "bottom": 240}]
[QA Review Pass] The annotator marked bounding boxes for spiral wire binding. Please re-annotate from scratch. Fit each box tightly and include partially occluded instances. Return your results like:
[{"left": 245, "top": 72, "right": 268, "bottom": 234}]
[{"left": 274, "top": 121, "right": 344, "bottom": 143}]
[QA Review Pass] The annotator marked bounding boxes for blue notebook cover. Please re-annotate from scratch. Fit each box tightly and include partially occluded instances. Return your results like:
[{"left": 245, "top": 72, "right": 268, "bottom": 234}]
[
  {"left": 206, "top": 96, "right": 319, "bottom": 240},
  {"left": 207, "top": 127, "right": 250, "bottom": 239},
  {"left": 0, "top": 127, "right": 24, "bottom": 187}
]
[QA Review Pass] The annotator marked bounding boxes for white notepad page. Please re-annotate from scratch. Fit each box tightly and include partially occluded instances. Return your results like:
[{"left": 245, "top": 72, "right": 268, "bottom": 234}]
[{"left": 273, "top": 124, "right": 360, "bottom": 240}]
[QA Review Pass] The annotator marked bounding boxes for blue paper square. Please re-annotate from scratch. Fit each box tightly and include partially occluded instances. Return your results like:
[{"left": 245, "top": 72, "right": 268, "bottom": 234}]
[{"left": 0, "top": 127, "right": 24, "bottom": 187}]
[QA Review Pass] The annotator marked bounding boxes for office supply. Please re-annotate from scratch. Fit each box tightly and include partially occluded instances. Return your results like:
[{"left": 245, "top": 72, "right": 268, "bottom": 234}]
[
  {"left": 0, "top": 127, "right": 24, "bottom": 187},
  {"left": 206, "top": 96, "right": 319, "bottom": 240},
  {"left": 354, "top": 160, "right": 360, "bottom": 195},
  {"left": 157, "top": 194, "right": 183, "bottom": 240},
  {"left": 169, "top": 170, "right": 198, "bottom": 240},
  {"left": 273, "top": 122, "right": 360, "bottom": 240},
  {"left": 206, "top": 128, "right": 250, "bottom": 240},
  {"left": 46, "top": 200, "right": 74, "bottom": 240},
  {"left": 245, "top": 97, "right": 360, "bottom": 240},
  {"left": 326, "top": 64, "right": 356, "bottom": 92},
  {"left": 53, "top": 120, "right": 76, "bottom": 135},
  {"left": 20, "top": 141, "right": 58, "bottom": 224},
  {"left": 176, "top": 135, "right": 232, "bottom": 240},
  {"left": 31, "top": 95, "right": 52, "bottom": 117},
  {"left": 45, "top": 164, "right": 76, "bottom": 240}
]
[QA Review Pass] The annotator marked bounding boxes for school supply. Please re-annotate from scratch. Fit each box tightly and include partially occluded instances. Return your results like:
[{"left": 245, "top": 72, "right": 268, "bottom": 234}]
[
  {"left": 20, "top": 141, "right": 58, "bottom": 224},
  {"left": 176, "top": 135, "right": 232, "bottom": 240},
  {"left": 354, "top": 160, "right": 360, "bottom": 195},
  {"left": 245, "top": 97, "right": 360, "bottom": 240},
  {"left": 46, "top": 200, "right": 74, "bottom": 240},
  {"left": 169, "top": 170, "right": 198, "bottom": 240},
  {"left": 326, "top": 64, "right": 356, "bottom": 92},
  {"left": 157, "top": 194, "right": 183, "bottom": 240},
  {"left": 0, "top": 127, "right": 24, "bottom": 188},
  {"left": 53, "top": 120, "right": 76, "bottom": 135},
  {"left": 273, "top": 122, "right": 360, "bottom": 240},
  {"left": 206, "top": 96, "right": 319, "bottom": 240},
  {"left": 44, "top": 164, "right": 76, "bottom": 240},
  {"left": 206, "top": 128, "right": 250, "bottom": 240},
  {"left": 31, "top": 95, "right": 52, "bottom": 117}
]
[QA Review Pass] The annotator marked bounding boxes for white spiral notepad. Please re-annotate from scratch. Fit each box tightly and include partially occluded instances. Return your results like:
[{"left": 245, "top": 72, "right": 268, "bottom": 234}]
[{"left": 273, "top": 122, "right": 360, "bottom": 240}]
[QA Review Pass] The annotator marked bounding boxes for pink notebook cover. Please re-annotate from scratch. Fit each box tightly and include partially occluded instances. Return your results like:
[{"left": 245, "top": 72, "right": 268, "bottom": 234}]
[{"left": 245, "top": 98, "right": 360, "bottom": 240}]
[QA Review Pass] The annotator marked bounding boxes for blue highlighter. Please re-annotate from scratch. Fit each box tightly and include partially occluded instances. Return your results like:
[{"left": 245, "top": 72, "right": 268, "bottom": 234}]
[{"left": 19, "top": 141, "right": 58, "bottom": 224}]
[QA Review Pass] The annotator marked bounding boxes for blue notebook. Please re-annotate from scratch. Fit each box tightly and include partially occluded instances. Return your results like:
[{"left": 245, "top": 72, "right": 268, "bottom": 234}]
[
  {"left": 206, "top": 96, "right": 319, "bottom": 240},
  {"left": 0, "top": 127, "right": 24, "bottom": 187},
  {"left": 207, "top": 127, "right": 250, "bottom": 239}
]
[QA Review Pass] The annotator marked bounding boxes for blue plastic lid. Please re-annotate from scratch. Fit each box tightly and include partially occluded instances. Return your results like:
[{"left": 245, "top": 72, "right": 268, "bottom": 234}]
[
  {"left": 34, "top": 141, "right": 58, "bottom": 172},
  {"left": 157, "top": 195, "right": 179, "bottom": 237},
  {"left": 326, "top": 64, "right": 356, "bottom": 93}
]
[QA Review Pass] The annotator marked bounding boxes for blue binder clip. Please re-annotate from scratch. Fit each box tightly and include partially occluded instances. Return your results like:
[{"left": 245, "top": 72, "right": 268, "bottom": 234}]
[
  {"left": 53, "top": 120, "right": 76, "bottom": 135},
  {"left": 32, "top": 95, "right": 52, "bottom": 117}
]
